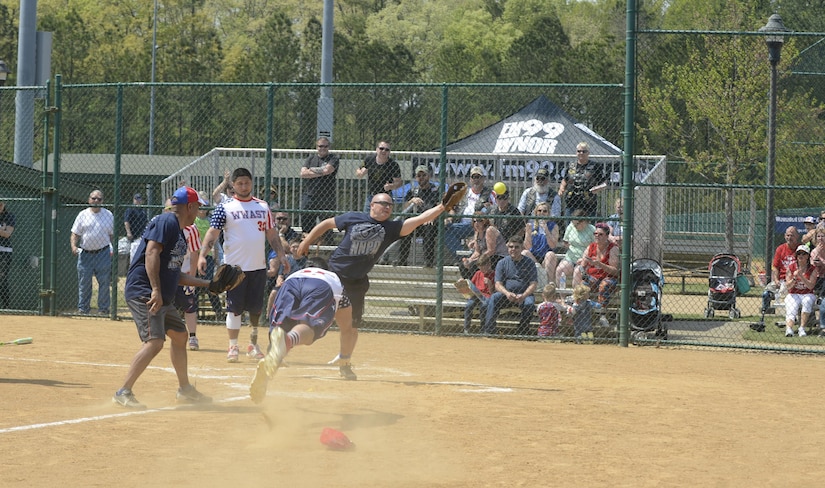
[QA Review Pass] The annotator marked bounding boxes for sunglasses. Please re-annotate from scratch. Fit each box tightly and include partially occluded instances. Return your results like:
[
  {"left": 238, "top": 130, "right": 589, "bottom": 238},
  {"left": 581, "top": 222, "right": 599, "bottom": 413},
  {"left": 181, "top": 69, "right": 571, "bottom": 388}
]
[
  {"left": 470, "top": 174, "right": 483, "bottom": 179},
  {"left": 378, "top": 147, "right": 390, "bottom": 152},
  {"left": 497, "top": 194, "right": 508, "bottom": 199},
  {"left": 372, "top": 201, "right": 393, "bottom": 208},
  {"left": 317, "top": 144, "right": 329, "bottom": 148},
  {"left": 797, "top": 252, "right": 809, "bottom": 256},
  {"left": 536, "top": 176, "right": 547, "bottom": 181},
  {"left": 577, "top": 150, "right": 589, "bottom": 153},
  {"left": 472, "top": 219, "right": 485, "bottom": 223},
  {"left": 275, "top": 217, "right": 289, "bottom": 221}
]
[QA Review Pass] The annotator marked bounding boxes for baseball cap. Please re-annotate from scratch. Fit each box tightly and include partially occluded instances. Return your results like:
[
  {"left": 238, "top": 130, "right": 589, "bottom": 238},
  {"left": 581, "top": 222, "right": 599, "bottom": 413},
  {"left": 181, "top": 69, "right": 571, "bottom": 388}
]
[
  {"left": 796, "top": 245, "right": 810, "bottom": 254},
  {"left": 470, "top": 166, "right": 485, "bottom": 176},
  {"left": 536, "top": 168, "right": 550, "bottom": 179},
  {"left": 804, "top": 216, "right": 816, "bottom": 224},
  {"left": 170, "top": 186, "right": 207, "bottom": 206},
  {"left": 414, "top": 165, "right": 430, "bottom": 174},
  {"left": 133, "top": 193, "right": 143, "bottom": 200}
]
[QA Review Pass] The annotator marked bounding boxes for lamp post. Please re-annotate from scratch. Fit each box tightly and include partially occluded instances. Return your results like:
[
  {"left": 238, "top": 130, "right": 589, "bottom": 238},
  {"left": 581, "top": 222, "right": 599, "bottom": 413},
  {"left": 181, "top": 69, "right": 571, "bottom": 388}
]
[
  {"left": 759, "top": 14, "right": 790, "bottom": 278},
  {"left": 149, "top": 0, "right": 158, "bottom": 155}
]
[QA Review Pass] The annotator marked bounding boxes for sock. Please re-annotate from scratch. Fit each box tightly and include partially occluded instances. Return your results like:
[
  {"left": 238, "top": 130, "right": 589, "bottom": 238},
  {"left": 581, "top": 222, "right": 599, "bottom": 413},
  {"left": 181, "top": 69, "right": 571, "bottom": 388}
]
[
  {"left": 285, "top": 330, "right": 300, "bottom": 351},
  {"left": 250, "top": 326, "right": 259, "bottom": 345},
  {"left": 116, "top": 388, "right": 130, "bottom": 395},
  {"left": 229, "top": 339, "right": 238, "bottom": 347}
]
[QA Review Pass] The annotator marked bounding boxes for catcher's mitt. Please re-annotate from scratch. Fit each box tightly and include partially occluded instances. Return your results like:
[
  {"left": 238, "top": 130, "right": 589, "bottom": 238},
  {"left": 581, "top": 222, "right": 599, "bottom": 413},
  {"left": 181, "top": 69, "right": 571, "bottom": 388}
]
[
  {"left": 441, "top": 182, "right": 467, "bottom": 212},
  {"left": 208, "top": 264, "right": 245, "bottom": 294}
]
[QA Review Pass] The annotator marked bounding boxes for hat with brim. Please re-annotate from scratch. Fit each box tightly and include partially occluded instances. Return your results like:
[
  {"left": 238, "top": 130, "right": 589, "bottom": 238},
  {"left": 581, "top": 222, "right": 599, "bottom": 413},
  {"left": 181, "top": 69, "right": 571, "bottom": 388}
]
[{"left": 171, "top": 186, "right": 207, "bottom": 206}]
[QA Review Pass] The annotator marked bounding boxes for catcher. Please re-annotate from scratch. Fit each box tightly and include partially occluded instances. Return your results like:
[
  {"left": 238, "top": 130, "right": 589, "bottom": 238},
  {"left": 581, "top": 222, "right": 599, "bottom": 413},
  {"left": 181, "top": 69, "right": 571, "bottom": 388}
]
[
  {"left": 297, "top": 182, "right": 466, "bottom": 380},
  {"left": 113, "top": 186, "right": 245, "bottom": 410}
]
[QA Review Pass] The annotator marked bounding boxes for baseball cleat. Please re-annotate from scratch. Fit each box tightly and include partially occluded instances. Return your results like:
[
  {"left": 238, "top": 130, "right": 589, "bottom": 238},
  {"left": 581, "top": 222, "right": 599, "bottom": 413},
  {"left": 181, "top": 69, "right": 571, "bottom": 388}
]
[
  {"left": 264, "top": 327, "right": 287, "bottom": 378},
  {"left": 249, "top": 359, "right": 269, "bottom": 404},
  {"left": 339, "top": 363, "right": 357, "bottom": 381},
  {"left": 113, "top": 389, "right": 146, "bottom": 410}
]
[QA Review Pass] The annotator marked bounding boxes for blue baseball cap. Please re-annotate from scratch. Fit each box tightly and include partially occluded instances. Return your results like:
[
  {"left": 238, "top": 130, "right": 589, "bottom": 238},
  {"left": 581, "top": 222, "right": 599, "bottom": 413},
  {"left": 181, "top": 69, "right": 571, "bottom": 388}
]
[{"left": 170, "top": 186, "right": 207, "bottom": 206}]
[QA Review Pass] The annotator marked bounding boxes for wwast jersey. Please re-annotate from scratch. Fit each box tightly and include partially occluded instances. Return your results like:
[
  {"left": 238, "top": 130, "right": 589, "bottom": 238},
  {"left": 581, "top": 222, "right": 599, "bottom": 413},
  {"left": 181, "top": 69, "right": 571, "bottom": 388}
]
[{"left": 210, "top": 197, "right": 273, "bottom": 271}]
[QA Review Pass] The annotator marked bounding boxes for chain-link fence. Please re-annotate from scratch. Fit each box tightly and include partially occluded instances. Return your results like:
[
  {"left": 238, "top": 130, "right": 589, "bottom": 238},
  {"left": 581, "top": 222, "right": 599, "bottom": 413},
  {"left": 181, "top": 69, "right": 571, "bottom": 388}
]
[{"left": 2, "top": 29, "right": 825, "bottom": 354}]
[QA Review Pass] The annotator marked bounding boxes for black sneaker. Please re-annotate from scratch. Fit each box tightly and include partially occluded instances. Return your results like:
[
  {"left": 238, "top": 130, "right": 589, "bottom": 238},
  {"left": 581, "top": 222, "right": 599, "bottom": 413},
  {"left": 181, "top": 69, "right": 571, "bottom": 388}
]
[
  {"left": 339, "top": 364, "right": 358, "bottom": 381},
  {"left": 113, "top": 389, "right": 147, "bottom": 410},
  {"left": 176, "top": 385, "right": 212, "bottom": 404}
]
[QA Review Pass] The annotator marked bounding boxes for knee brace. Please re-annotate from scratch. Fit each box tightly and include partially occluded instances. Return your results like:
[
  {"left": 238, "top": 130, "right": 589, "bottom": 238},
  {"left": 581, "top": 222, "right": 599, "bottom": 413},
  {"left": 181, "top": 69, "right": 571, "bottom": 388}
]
[{"left": 226, "top": 312, "right": 242, "bottom": 330}]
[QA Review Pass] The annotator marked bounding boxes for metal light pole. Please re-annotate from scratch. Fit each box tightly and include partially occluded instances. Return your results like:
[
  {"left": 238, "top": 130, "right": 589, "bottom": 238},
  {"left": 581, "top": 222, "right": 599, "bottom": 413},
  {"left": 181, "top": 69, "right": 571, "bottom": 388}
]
[
  {"left": 759, "top": 14, "right": 789, "bottom": 278},
  {"left": 149, "top": 0, "right": 158, "bottom": 155}
]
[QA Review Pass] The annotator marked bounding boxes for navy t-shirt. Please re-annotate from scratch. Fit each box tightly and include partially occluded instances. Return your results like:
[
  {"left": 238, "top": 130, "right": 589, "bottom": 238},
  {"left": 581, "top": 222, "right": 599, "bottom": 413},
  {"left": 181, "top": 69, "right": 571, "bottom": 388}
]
[
  {"left": 125, "top": 212, "right": 187, "bottom": 305},
  {"left": 329, "top": 212, "right": 403, "bottom": 280},
  {"left": 494, "top": 256, "right": 538, "bottom": 294}
]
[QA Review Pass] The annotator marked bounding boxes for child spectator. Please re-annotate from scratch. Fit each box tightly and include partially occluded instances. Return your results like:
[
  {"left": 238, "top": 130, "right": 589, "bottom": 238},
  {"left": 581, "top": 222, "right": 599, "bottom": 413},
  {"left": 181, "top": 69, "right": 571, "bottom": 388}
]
[
  {"left": 568, "top": 284, "right": 600, "bottom": 343},
  {"left": 459, "top": 254, "right": 495, "bottom": 334},
  {"left": 537, "top": 283, "right": 561, "bottom": 337}
]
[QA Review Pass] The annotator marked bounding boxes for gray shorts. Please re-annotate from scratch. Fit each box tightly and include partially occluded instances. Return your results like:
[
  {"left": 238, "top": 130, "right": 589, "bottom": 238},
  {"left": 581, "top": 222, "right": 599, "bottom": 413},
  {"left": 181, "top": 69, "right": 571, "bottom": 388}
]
[{"left": 127, "top": 298, "right": 187, "bottom": 342}]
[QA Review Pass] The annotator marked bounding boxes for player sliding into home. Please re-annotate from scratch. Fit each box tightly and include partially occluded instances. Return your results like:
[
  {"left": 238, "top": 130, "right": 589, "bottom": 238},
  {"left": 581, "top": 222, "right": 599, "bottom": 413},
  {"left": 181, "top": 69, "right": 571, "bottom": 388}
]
[{"left": 249, "top": 257, "right": 344, "bottom": 404}]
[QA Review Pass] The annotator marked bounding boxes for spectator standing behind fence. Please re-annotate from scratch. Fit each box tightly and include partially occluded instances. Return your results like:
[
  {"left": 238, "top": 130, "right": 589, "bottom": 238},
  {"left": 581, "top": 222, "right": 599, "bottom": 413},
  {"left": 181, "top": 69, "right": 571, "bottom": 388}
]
[
  {"left": 198, "top": 168, "right": 288, "bottom": 363},
  {"left": 537, "top": 283, "right": 561, "bottom": 337},
  {"left": 485, "top": 236, "right": 538, "bottom": 336},
  {"left": 301, "top": 137, "right": 339, "bottom": 243},
  {"left": 762, "top": 226, "right": 800, "bottom": 315},
  {"left": 783, "top": 245, "right": 818, "bottom": 337},
  {"left": 124, "top": 193, "right": 149, "bottom": 263},
  {"left": 70, "top": 190, "right": 114, "bottom": 315},
  {"left": 558, "top": 142, "right": 607, "bottom": 216},
  {"left": 355, "top": 140, "right": 402, "bottom": 212},
  {"left": 523, "top": 202, "right": 559, "bottom": 286},
  {"left": 0, "top": 199, "right": 15, "bottom": 309},
  {"left": 445, "top": 166, "right": 495, "bottom": 264},
  {"left": 606, "top": 197, "right": 623, "bottom": 246},
  {"left": 489, "top": 188, "right": 524, "bottom": 243},
  {"left": 395, "top": 165, "right": 441, "bottom": 267},
  {"left": 518, "top": 168, "right": 561, "bottom": 217},
  {"left": 555, "top": 210, "right": 595, "bottom": 289},
  {"left": 461, "top": 254, "right": 495, "bottom": 334}
]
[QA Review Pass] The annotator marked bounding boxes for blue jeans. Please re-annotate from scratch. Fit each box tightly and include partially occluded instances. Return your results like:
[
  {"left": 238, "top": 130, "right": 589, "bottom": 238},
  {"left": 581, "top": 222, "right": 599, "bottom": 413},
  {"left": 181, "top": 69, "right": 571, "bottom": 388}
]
[
  {"left": 485, "top": 292, "right": 535, "bottom": 335},
  {"left": 445, "top": 222, "right": 473, "bottom": 261},
  {"left": 463, "top": 281, "right": 488, "bottom": 331},
  {"left": 77, "top": 249, "right": 111, "bottom": 313}
]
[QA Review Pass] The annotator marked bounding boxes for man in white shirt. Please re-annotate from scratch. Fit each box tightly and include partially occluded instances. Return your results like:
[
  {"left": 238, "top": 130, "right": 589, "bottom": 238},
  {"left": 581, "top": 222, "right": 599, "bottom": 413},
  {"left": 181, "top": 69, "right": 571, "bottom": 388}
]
[{"left": 70, "top": 190, "right": 115, "bottom": 315}]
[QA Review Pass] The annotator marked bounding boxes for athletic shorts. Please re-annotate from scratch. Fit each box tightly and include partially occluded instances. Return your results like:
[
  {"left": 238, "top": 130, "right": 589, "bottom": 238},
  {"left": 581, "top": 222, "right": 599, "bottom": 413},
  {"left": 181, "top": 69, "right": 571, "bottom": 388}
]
[
  {"left": 339, "top": 276, "right": 368, "bottom": 328},
  {"left": 269, "top": 277, "right": 336, "bottom": 342},
  {"left": 226, "top": 269, "right": 266, "bottom": 316},
  {"left": 174, "top": 286, "right": 198, "bottom": 314},
  {"left": 127, "top": 298, "right": 187, "bottom": 342}
]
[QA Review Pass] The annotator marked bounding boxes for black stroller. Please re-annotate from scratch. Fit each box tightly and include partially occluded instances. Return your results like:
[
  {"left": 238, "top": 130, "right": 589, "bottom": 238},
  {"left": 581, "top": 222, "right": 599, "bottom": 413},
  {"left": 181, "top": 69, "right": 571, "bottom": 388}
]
[
  {"left": 704, "top": 253, "right": 742, "bottom": 319},
  {"left": 629, "top": 258, "right": 668, "bottom": 340}
]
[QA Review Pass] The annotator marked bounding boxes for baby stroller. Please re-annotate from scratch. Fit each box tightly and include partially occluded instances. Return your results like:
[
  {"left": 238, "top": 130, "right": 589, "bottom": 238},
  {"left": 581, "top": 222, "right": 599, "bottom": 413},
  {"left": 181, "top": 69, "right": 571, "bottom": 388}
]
[
  {"left": 704, "top": 253, "right": 742, "bottom": 319},
  {"left": 629, "top": 258, "right": 668, "bottom": 340}
]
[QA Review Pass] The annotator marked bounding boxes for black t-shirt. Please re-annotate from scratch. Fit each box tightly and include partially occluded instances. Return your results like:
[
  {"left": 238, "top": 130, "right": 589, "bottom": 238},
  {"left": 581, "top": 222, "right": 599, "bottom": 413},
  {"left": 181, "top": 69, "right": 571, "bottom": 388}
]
[
  {"left": 329, "top": 212, "right": 403, "bottom": 280},
  {"left": 564, "top": 160, "right": 606, "bottom": 213},
  {"left": 303, "top": 152, "right": 340, "bottom": 196},
  {"left": 363, "top": 155, "right": 401, "bottom": 196}
]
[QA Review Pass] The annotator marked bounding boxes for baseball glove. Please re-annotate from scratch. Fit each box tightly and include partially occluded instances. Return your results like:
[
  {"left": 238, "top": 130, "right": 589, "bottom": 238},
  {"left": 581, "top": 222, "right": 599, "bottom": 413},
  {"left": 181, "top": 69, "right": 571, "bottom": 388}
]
[
  {"left": 208, "top": 264, "right": 245, "bottom": 294},
  {"left": 441, "top": 182, "right": 467, "bottom": 212}
]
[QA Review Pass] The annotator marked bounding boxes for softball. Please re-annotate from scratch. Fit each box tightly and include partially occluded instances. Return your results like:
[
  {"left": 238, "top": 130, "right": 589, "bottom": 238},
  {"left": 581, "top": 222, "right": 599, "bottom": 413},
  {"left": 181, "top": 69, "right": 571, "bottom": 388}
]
[{"left": 493, "top": 182, "right": 507, "bottom": 195}]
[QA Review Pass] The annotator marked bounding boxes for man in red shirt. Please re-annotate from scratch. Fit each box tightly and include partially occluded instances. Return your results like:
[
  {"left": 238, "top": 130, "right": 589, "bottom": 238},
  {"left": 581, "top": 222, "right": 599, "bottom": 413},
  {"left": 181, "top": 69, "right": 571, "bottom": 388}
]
[{"left": 762, "top": 226, "right": 801, "bottom": 316}]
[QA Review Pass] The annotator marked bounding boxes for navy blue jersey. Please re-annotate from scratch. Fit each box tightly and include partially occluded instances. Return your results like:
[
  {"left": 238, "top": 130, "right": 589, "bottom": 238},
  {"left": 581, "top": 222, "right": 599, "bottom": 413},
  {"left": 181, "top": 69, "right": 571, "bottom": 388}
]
[
  {"left": 125, "top": 212, "right": 187, "bottom": 305},
  {"left": 329, "top": 212, "right": 403, "bottom": 280}
]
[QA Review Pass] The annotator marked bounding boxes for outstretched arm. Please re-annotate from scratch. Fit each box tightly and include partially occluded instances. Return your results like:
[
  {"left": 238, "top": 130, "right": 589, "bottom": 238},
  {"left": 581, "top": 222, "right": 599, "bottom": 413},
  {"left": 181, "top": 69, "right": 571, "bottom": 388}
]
[{"left": 400, "top": 204, "right": 446, "bottom": 237}]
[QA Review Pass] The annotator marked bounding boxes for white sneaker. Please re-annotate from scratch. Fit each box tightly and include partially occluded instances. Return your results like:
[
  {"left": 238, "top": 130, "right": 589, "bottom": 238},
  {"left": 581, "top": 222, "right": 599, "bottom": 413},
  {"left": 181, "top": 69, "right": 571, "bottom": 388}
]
[
  {"left": 188, "top": 336, "right": 199, "bottom": 351},
  {"left": 227, "top": 344, "right": 240, "bottom": 362},
  {"left": 785, "top": 327, "right": 794, "bottom": 337},
  {"left": 247, "top": 343, "right": 265, "bottom": 360},
  {"left": 798, "top": 327, "right": 807, "bottom": 337},
  {"left": 264, "top": 327, "right": 287, "bottom": 378}
]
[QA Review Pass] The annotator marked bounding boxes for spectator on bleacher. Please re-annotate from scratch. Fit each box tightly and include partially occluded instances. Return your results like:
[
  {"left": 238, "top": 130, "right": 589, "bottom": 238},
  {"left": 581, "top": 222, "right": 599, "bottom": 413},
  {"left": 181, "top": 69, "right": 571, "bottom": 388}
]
[
  {"left": 573, "top": 222, "right": 619, "bottom": 307},
  {"left": 461, "top": 254, "right": 495, "bottom": 334},
  {"left": 394, "top": 165, "right": 441, "bottom": 267},
  {"left": 557, "top": 142, "right": 607, "bottom": 216},
  {"left": 458, "top": 213, "right": 508, "bottom": 280},
  {"left": 523, "top": 202, "right": 559, "bottom": 286},
  {"left": 555, "top": 210, "right": 595, "bottom": 289},
  {"left": 606, "top": 197, "right": 623, "bottom": 246},
  {"left": 355, "top": 140, "right": 402, "bottom": 212},
  {"left": 762, "top": 226, "right": 801, "bottom": 316},
  {"left": 517, "top": 168, "right": 561, "bottom": 217},
  {"left": 300, "top": 136, "right": 339, "bottom": 244},
  {"left": 489, "top": 187, "right": 525, "bottom": 243},
  {"left": 783, "top": 245, "right": 819, "bottom": 337},
  {"left": 445, "top": 166, "right": 495, "bottom": 264},
  {"left": 801, "top": 216, "right": 817, "bottom": 250},
  {"left": 275, "top": 211, "right": 299, "bottom": 242},
  {"left": 263, "top": 185, "right": 280, "bottom": 211},
  {"left": 484, "top": 236, "right": 538, "bottom": 336}
]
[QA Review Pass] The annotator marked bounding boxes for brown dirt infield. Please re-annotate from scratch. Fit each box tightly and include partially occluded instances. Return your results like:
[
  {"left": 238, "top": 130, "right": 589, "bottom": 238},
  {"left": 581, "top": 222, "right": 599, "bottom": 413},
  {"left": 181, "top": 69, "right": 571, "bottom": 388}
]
[{"left": 1, "top": 315, "right": 824, "bottom": 487}]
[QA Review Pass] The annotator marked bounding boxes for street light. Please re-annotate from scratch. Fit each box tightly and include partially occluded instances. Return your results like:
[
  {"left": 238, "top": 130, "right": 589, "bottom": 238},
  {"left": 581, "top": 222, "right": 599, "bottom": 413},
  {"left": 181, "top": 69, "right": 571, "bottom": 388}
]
[
  {"left": 759, "top": 14, "right": 790, "bottom": 278},
  {"left": 0, "top": 59, "right": 9, "bottom": 86}
]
